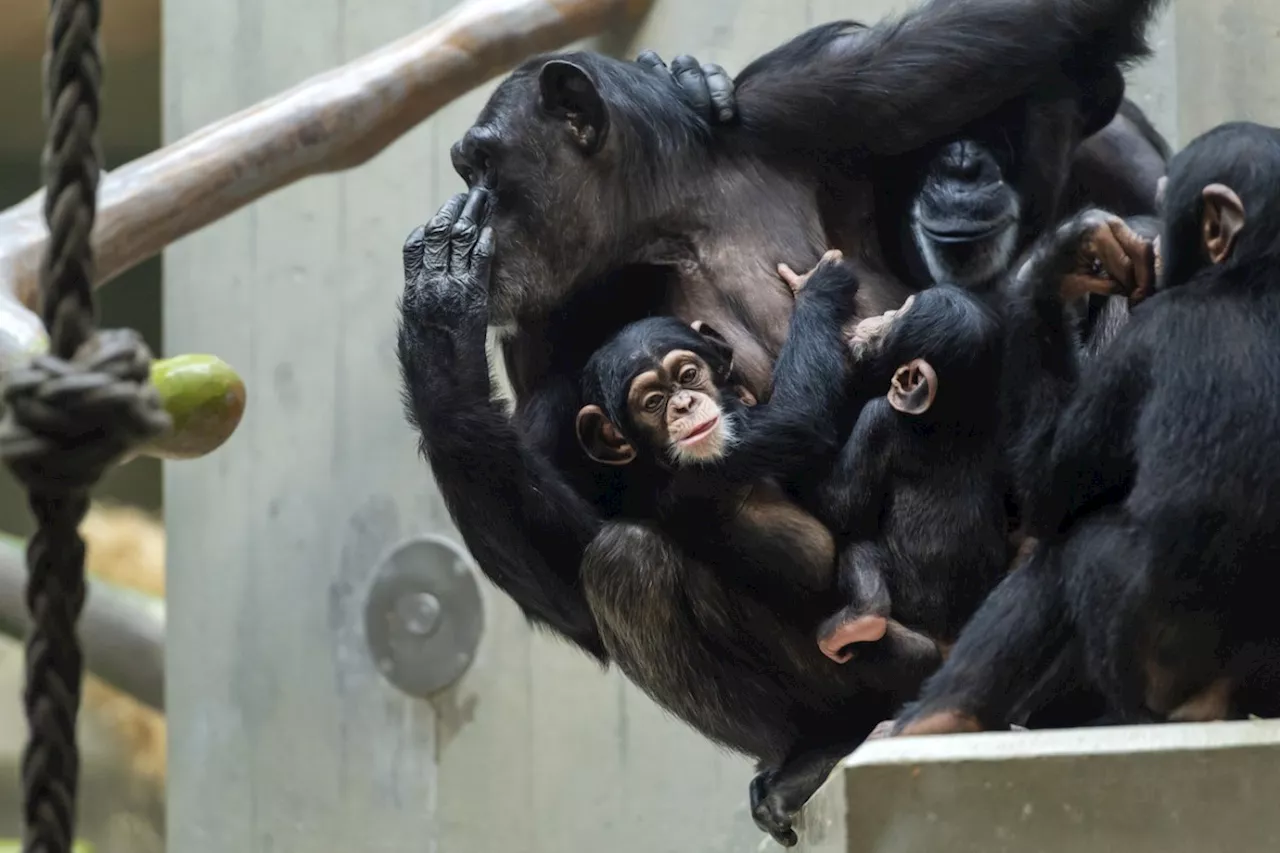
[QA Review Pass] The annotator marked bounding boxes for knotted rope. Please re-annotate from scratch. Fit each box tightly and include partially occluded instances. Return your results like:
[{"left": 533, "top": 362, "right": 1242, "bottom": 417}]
[{"left": 0, "top": 0, "right": 170, "bottom": 850}]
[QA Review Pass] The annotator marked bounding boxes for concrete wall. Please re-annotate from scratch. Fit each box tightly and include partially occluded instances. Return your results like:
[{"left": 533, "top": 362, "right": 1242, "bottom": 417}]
[{"left": 161, "top": 2, "right": 1277, "bottom": 853}]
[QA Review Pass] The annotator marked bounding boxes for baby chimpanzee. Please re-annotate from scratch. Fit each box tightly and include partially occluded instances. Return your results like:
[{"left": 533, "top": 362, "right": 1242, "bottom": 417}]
[
  {"left": 575, "top": 250, "right": 862, "bottom": 595},
  {"left": 801, "top": 280, "right": 1010, "bottom": 667}
]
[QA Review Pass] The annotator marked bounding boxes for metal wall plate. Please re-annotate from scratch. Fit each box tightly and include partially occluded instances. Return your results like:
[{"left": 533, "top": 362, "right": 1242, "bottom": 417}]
[{"left": 364, "top": 534, "right": 484, "bottom": 697}]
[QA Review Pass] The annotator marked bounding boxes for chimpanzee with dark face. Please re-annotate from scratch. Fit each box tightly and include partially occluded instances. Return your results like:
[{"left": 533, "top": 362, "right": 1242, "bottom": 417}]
[
  {"left": 884, "top": 115, "right": 1167, "bottom": 346},
  {"left": 573, "top": 254, "right": 937, "bottom": 845},
  {"left": 771, "top": 209, "right": 1155, "bottom": 680},
  {"left": 894, "top": 121, "right": 1280, "bottom": 737},
  {"left": 400, "top": 0, "right": 1170, "bottom": 666}
]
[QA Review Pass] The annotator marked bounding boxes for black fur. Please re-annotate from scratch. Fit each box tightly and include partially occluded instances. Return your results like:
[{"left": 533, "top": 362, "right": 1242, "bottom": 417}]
[
  {"left": 578, "top": 259, "right": 914, "bottom": 846},
  {"left": 816, "top": 286, "right": 1010, "bottom": 660},
  {"left": 401, "top": 0, "right": 1170, "bottom": 662},
  {"left": 898, "top": 121, "right": 1280, "bottom": 731}
]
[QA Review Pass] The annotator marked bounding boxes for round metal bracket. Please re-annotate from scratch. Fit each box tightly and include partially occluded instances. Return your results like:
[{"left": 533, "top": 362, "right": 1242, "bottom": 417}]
[{"left": 364, "top": 534, "right": 484, "bottom": 697}]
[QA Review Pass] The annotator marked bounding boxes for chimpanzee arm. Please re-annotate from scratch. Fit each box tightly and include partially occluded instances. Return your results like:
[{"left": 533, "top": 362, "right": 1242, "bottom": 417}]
[
  {"left": 703, "top": 257, "right": 860, "bottom": 485},
  {"left": 1023, "top": 346, "right": 1151, "bottom": 537},
  {"left": 816, "top": 397, "right": 896, "bottom": 535},
  {"left": 1002, "top": 210, "right": 1153, "bottom": 535},
  {"left": 999, "top": 217, "right": 1097, "bottom": 499},
  {"left": 398, "top": 189, "right": 606, "bottom": 659},
  {"left": 733, "top": 0, "right": 1166, "bottom": 157}
]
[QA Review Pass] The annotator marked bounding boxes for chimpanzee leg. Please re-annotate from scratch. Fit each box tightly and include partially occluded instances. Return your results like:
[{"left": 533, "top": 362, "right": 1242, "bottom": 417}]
[
  {"left": 750, "top": 739, "right": 863, "bottom": 847},
  {"left": 895, "top": 542, "right": 1072, "bottom": 735},
  {"left": 1058, "top": 508, "right": 1154, "bottom": 717}
]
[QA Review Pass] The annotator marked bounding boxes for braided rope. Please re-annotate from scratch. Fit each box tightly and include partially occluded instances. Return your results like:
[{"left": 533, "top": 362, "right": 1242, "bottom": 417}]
[{"left": 0, "top": 1, "right": 170, "bottom": 851}]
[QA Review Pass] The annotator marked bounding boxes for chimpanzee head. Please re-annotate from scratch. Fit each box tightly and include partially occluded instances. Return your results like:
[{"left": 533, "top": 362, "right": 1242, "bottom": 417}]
[
  {"left": 1155, "top": 121, "right": 1280, "bottom": 290},
  {"left": 576, "top": 317, "right": 754, "bottom": 468},
  {"left": 852, "top": 284, "right": 1003, "bottom": 420},
  {"left": 909, "top": 139, "right": 1023, "bottom": 290},
  {"left": 903, "top": 66, "right": 1126, "bottom": 292},
  {"left": 451, "top": 53, "right": 711, "bottom": 324}
]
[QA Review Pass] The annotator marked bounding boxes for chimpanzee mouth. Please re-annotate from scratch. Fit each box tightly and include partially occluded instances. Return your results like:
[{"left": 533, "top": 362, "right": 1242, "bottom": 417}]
[
  {"left": 680, "top": 417, "right": 719, "bottom": 445},
  {"left": 918, "top": 215, "right": 1016, "bottom": 245}
]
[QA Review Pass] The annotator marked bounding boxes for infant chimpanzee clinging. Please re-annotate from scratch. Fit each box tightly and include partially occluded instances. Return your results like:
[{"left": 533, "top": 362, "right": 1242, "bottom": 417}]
[{"left": 782, "top": 260, "right": 1012, "bottom": 668}]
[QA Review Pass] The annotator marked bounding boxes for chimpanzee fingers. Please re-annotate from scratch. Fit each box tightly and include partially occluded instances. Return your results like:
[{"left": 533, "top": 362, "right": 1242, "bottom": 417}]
[
  {"left": 669, "top": 54, "right": 712, "bottom": 117},
  {"left": 423, "top": 193, "right": 468, "bottom": 275},
  {"left": 1092, "top": 223, "right": 1134, "bottom": 290},
  {"left": 1112, "top": 220, "right": 1157, "bottom": 304},
  {"left": 402, "top": 224, "right": 428, "bottom": 284},
  {"left": 635, "top": 49, "right": 671, "bottom": 79},
  {"left": 448, "top": 186, "right": 490, "bottom": 278},
  {"left": 777, "top": 263, "right": 805, "bottom": 294},
  {"left": 702, "top": 62, "right": 737, "bottom": 123},
  {"left": 470, "top": 226, "right": 496, "bottom": 285}
]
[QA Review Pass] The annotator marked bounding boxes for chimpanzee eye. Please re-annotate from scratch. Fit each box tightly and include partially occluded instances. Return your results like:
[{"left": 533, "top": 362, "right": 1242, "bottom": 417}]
[
  {"left": 679, "top": 365, "right": 699, "bottom": 385},
  {"left": 643, "top": 392, "right": 665, "bottom": 413}
]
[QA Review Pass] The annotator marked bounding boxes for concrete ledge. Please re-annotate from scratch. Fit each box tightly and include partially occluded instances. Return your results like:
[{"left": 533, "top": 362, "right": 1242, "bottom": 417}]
[{"left": 790, "top": 720, "right": 1280, "bottom": 852}]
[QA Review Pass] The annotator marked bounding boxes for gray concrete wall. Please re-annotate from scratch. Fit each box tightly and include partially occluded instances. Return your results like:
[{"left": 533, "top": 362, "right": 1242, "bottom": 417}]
[{"left": 161, "top": 2, "right": 1277, "bottom": 853}]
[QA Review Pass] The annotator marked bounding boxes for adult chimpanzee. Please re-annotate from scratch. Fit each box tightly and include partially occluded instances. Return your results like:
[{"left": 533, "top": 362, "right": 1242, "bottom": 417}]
[
  {"left": 894, "top": 121, "right": 1280, "bottom": 737},
  {"left": 401, "top": 0, "right": 1170, "bottom": 660},
  {"left": 400, "top": 0, "right": 1168, "bottom": 838}
]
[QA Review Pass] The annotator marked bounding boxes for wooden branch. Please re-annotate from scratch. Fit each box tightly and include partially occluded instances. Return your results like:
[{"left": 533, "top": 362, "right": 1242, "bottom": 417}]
[
  {"left": 0, "top": 538, "right": 165, "bottom": 712},
  {"left": 0, "top": 0, "right": 651, "bottom": 312}
]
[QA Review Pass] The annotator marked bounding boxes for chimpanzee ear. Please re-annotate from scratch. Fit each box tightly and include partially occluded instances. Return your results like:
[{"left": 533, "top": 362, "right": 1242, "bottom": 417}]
[
  {"left": 690, "top": 320, "right": 735, "bottom": 382},
  {"left": 887, "top": 358, "right": 937, "bottom": 415},
  {"left": 539, "top": 60, "right": 609, "bottom": 155},
  {"left": 576, "top": 405, "right": 635, "bottom": 465},
  {"left": 1201, "top": 183, "right": 1245, "bottom": 265}
]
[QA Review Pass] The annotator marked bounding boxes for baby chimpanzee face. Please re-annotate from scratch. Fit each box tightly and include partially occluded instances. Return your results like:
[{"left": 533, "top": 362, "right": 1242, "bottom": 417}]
[
  {"left": 576, "top": 317, "right": 745, "bottom": 469},
  {"left": 625, "top": 350, "right": 738, "bottom": 466}
]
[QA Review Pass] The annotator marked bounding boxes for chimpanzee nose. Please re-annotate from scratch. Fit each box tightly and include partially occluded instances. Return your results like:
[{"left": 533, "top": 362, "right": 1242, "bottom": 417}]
[
  {"left": 670, "top": 391, "right": 694, "bottom": 414},
  {"left": 936, "top": 141, "right": 998, "bottom": 186},
  {"left": 450, "top": 126, "right": 497, "bottom": 186}
]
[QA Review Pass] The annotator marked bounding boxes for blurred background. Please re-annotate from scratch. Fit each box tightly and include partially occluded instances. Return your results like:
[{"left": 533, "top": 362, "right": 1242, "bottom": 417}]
[
  {"left": 0, "top": 0, "right": 164, "bottom": 851},
  {"left": 0, "top": 1, "right": 1276, "bottom": 852}
]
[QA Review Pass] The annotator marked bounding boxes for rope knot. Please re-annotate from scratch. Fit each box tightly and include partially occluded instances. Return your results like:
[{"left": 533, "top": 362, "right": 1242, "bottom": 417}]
[{"left": 0, "top": 328, "right": 171, "bottom": 494}]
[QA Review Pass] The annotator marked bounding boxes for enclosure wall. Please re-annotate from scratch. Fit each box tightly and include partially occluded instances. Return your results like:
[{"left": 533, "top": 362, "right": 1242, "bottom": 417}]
[{"left": 162, "top": 2, "right": 1276, "bottom": 852}]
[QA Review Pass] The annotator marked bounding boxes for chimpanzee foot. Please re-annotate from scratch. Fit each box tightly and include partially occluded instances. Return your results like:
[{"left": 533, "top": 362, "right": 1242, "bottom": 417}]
[
  {"left": 864, "top": 719, "right": 897, "bottom": 741},
  {"left": 1167, "top": 677, "right": 1234, "bottom": 722},
  {"left": 750, "top": 772, "right": 799, "bottom": 847},
  {"left": 818, "top": 613, "right": 888, "bottom": 663},
  {"left": 893, "top": 709, "right": 985, "bottom": 737}
]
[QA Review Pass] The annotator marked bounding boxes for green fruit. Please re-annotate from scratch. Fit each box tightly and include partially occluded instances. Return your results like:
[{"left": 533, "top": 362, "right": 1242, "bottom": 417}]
[{"left": 141, "top": 354, "right": 247, "bottom": 460}]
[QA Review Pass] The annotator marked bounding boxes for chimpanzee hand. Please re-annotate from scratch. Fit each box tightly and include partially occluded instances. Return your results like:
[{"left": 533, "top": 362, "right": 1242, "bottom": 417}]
[
  {"left": 402, "top": 187, "right": 495, "bottom": 327},
  {"left": 848, "top": 295, "right": 914, "bottom": 361},
  {"left": 635, "top": 50, "right": 737, "bottom": 124},
  {"left": 1042, "top": 209, "right": 1156, "bottom": 306},
  {"left": 777, "top": 249, "right": 845, "bottom": 296}
]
